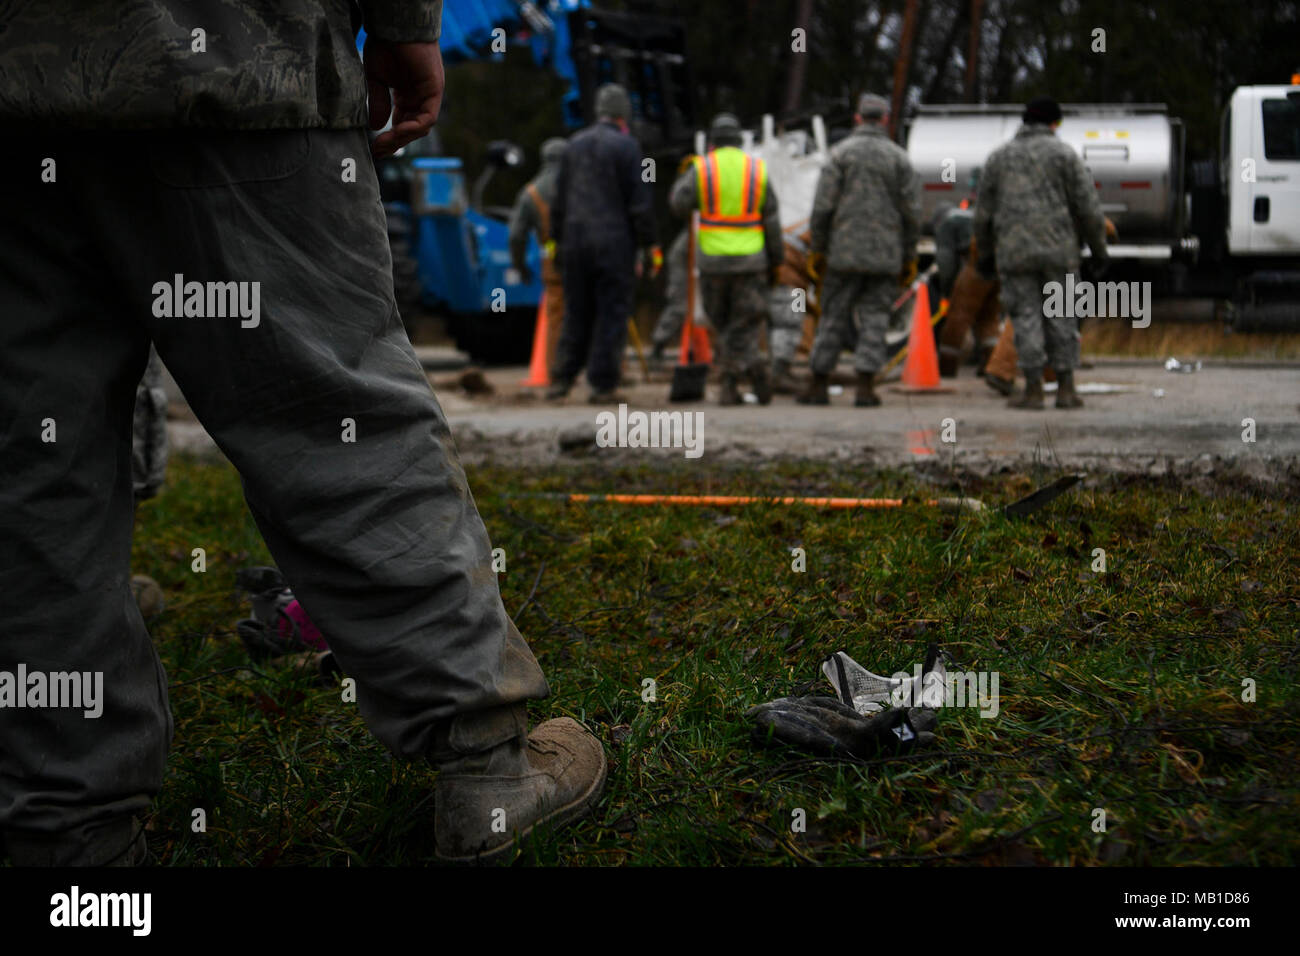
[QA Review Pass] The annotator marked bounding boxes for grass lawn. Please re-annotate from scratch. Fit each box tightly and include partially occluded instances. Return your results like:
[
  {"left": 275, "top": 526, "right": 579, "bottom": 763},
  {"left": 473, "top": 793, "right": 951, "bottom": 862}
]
[{"left": 132, "top": 454, "right": 1299, "bottom": 865}]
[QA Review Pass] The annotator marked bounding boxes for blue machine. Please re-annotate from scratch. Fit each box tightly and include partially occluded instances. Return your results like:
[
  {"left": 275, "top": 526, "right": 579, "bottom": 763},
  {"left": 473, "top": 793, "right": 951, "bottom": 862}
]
[{"left": 362, "top": 0, "right": 695, "bottom": 362}]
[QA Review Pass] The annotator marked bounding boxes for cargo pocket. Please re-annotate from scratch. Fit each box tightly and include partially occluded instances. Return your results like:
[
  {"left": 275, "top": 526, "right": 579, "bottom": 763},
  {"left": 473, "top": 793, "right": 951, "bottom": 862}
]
[{"left": 149, "top": 129, "right": 312, "bottom": 188}]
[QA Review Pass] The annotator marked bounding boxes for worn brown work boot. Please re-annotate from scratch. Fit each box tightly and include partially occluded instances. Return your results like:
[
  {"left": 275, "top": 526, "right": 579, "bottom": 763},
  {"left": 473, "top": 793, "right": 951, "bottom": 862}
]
[
  {"left": 938, "top": 350, "right": 960, "bottom": 378},
  {"left": 749, "top": 363, "right": 773, "bottom": 406},
  {"left": 796, "top": 372, "right": 830, "bottom": 405},
  {"left": 433, "top": 708, "right": 606, "bottom": 863},
  {"left": 1055, "top": 370, "right": 1084, "bottom": 409},
  {"left": 717, "top": 375, "right": 741, "bottom": 406},
  {"left": 854, "top": 371, "right": 882, "bottom": 407},
  {"left": 1008, "top": 370, "right": 1045, "bottom": 410},
  {"left": 587, "top": 389, "right": 627, "bottom": 405}
]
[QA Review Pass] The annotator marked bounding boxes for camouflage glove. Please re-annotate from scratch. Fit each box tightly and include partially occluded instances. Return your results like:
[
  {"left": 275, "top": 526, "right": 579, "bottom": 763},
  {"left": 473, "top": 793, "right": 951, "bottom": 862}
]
[
  {"left": 806, "top": 251, "right": 827, "bottom": 281},
  {"left": 746, "top": 695, "right": 937, "bottom": 758},
  {"left": 899, "top": 258, "right": 919, "bottom": 288}
]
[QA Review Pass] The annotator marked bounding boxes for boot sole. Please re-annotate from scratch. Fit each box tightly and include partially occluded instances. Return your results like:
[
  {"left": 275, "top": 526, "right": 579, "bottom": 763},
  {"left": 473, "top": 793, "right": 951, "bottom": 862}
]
[{"left": 434, "top": 741, "right": 608, "bottom": 864}]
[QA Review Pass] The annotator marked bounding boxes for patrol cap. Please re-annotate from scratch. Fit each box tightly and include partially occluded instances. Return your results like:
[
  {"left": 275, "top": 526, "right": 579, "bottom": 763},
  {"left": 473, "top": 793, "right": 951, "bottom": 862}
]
[
  {"left": 709, "top": 112, "right": 743, "bottom": 145},
  {"left": 540, "top": 137, "right": 568, "bottom": 164},
  {"left": 595, "top": 83, "right": 632, "bottom": 120},
  {"left": 1023, "top": 96, "right": 1062, "bottom": 125},
  {"left": 856, "top": 92, "right": 889, "bottom": 118}
]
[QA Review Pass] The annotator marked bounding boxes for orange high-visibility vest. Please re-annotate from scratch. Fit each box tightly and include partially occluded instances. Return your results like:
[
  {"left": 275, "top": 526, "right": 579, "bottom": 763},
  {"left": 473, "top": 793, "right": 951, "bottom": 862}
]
[{"left": 693, "top": 146, "right": 767, "bottom": 257}]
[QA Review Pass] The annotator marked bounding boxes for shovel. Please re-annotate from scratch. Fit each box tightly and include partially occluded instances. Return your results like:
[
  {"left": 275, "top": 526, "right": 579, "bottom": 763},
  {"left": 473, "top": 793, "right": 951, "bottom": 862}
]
[{"left": 669, "top": 213, "right": 709, "bottom": 402}]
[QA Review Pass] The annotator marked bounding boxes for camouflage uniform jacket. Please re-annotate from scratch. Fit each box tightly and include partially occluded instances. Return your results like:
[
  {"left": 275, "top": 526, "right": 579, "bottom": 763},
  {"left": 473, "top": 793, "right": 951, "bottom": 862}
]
[
  {"left": 508, "top": 160, "right": 561, "bottom": 276},
  {"left": 934, "top": 206, "right": 974, "bottom": 298},
  {"left": 973, "top": 123, "right": 1109, "bottom": 274},
  {"left": 0, "top": 0, "right": 442, "bottom": 129},
  {"left": 810, "top": 123, "right": 921, "bottom": 275},
  {"left": 668, "top": 153, "right": 783, "bottom": 276}
]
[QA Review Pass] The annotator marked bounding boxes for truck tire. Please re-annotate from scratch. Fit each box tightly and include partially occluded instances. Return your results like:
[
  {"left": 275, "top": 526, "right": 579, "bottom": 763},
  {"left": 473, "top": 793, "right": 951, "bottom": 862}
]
[{"left": 384, "top": 202, "right": 422, "bottom": 313}]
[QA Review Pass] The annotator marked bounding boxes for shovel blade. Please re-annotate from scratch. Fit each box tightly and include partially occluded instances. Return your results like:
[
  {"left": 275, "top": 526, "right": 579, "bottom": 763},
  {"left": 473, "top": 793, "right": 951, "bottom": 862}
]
[
  {"left": 669, "top": 363, "right": 709, "bottom": 402},
  {"left": 1004, "top": 473, "right": 1086, "bottom": 518}
]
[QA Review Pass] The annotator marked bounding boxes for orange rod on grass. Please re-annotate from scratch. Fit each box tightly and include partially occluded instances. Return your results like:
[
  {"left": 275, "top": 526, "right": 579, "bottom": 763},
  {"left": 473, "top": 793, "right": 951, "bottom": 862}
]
[{"left": 544, "top": 493, "right": 984, "bottom": 512}]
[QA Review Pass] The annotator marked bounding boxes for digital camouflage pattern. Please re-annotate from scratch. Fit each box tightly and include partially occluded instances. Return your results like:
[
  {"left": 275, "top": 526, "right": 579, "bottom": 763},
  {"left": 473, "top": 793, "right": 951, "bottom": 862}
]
[
  {"left": 699, "top": 274, "right": 768, "bottom": 376},
  {"left": 132, "top": 347, "right": 169, "bottom": 501},
  {"left": 809, "top": 124, "right": 922, "bottom": 275},
  {"left": 0, "top": 0, "right": 442, "bottom": 129},
  {"left": 808, "top": 273, "right": 897, "bottom": 375},
  {"left": 934, "top": 206, "right": 974, "bottom": 298},
  {"left": 999, "top": 270, "right": 1082, "bottom": 372},
  {"left": 768, "top": 285, "right": 807, "bottom": 365},
  {"left": 651, "top": 229, "right": 706, "bottom": 351},
  {"left": 972, "top": 123, "right": 1109, "bottom": 274},
  {"left": 508, "top": 159, "right": 563, "bottom": 282}
]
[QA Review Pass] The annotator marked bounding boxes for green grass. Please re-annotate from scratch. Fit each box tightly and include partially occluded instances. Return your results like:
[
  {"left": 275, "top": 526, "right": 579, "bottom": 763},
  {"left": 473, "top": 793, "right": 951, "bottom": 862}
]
[{"left": 131, "top": 455, "right": 1300, "bottom": 865}]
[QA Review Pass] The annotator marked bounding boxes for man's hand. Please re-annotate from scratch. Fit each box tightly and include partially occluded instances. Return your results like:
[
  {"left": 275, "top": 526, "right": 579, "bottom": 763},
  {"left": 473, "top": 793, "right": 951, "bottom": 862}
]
[{"left": 364, "top": 39, "right": 445, "bottom": 159}]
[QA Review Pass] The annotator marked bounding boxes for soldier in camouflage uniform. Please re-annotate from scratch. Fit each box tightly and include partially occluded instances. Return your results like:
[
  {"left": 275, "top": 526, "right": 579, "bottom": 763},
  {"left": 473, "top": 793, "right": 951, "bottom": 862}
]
[
  {"left": 768, "top": 232, "right": 815, "bottom": 393},
  {"left": 934, "top": 172, "right": 1004, "bottom": 378},
  {"left": 508, "top": 137, "right": 568, "bottom": 375},
  {"left": 131, "top": 347, "right": 169, "bottom": 503},
  {"left": 799, "top": 93, "right": 921, "bottom": 407},
  {"left": 669, "top": 113, "right": 783, "bottom": 405},
  {"left": 650, "top": 229, "right": 706, "bottom": 360},
  {"left": 0, "top": 0, "right": 605, "bottom": 866},
  {"left": 973, "top": 96, "right": 1109, "bottom": 409}
]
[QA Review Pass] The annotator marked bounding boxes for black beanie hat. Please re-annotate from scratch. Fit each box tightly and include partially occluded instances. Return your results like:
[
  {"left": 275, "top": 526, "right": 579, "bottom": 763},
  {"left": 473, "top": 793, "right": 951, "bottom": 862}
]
[{"left": 1024, "top": 96, "right": 1062, "bottom": 124}]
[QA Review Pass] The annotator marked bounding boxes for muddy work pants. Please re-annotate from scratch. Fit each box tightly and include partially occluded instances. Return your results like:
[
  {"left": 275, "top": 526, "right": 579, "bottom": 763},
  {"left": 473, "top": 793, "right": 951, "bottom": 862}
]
[{"left": 0, "top": 130, "right": 549, "bottom": 860}]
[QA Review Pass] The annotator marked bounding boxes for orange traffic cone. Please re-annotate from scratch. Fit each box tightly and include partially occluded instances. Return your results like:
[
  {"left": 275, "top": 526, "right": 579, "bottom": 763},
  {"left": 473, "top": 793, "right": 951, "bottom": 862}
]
[
  {"left": 900, "top": 282, "right": 942, "bottom": 391},
  {"left": 519, "top": 293, "right": 550, "bottom": 387}
]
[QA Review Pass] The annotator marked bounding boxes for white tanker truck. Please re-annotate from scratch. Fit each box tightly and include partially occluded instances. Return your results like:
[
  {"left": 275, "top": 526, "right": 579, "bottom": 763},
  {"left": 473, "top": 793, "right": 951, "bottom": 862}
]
[{"left": 904, "top": 83, "right": 1300, "bottom": 330}]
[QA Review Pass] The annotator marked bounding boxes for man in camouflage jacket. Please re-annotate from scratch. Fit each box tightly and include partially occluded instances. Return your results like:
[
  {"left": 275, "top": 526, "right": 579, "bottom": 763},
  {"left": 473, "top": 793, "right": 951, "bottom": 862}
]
[
  {"left": 799, "top": 93, "right": 921, "bottom": 407},
  {"left": 509, "top": 136, "right": 569, "bottom": 376},
  {"left": 0, "top": 0, "right": 605, "bottom": 866},
  {"left": 973, "top": 96, "right": 1110, "bottom": 409}
]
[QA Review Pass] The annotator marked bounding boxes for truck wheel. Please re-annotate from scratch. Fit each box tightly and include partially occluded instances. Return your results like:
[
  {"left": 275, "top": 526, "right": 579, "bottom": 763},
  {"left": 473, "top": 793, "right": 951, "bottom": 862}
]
[{"left": 384, "top": 203, "right": 422, "bottom": 313}]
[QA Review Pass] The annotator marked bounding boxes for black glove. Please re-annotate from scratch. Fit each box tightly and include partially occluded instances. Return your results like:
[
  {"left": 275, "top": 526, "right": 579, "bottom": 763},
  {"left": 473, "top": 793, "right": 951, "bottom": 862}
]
[
  {"left": 746, "top": 695, "right": 937, "bottom": 758},
  {"left": 1088, "top": 254, "right": 1111, "bottom": 280},
  {"left": 975, "top": 253, "right": 997, "bottom": 282}
]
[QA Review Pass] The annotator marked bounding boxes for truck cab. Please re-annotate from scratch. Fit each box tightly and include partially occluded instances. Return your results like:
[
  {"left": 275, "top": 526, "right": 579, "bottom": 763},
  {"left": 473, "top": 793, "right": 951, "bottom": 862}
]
[{"left": 1222, "top": 85, "right": 1300, "bottom": 256}]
